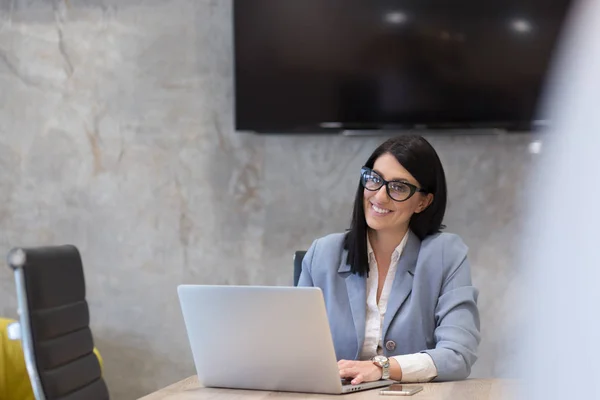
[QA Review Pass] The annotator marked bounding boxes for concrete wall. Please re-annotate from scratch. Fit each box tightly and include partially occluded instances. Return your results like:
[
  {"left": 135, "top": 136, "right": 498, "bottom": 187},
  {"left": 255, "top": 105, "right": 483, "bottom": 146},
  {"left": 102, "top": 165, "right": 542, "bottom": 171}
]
[{"left": 0, "top": 1, "right": 533, "bottom": 398}]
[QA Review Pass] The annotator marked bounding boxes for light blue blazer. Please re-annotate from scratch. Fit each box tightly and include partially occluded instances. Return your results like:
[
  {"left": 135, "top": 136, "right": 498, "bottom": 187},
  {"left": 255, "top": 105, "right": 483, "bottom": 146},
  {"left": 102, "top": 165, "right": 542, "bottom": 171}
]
[{"left": 298, "top": 231, "right": 480, "bottom": 381}]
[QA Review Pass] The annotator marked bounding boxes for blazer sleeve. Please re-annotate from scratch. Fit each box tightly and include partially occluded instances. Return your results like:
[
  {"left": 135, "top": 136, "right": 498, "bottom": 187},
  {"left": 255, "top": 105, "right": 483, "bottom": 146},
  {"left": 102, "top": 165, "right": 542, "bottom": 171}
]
[
  {"left": 297, "top": 239, "right": 318, "bottom": 287},
  {"left": 422, "top": 237, "right": 481, "bottom": 381}
]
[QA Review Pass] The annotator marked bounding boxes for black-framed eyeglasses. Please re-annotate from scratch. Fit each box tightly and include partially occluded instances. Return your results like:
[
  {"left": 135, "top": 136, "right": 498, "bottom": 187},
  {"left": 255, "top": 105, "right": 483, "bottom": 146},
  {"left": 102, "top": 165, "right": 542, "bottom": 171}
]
[{"left": 360, "top": 167, "right": 427, "bottom": 202}]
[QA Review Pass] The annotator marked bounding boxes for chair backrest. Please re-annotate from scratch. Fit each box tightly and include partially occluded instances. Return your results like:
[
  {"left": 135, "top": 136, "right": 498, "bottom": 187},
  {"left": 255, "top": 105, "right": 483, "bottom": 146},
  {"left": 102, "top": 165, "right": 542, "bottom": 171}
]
[
  {"left": 7, "top": 245, "right": 109, "bottom": 400},
  {"left": 293, "top": 251, "right": 306, "bottom": 286}
]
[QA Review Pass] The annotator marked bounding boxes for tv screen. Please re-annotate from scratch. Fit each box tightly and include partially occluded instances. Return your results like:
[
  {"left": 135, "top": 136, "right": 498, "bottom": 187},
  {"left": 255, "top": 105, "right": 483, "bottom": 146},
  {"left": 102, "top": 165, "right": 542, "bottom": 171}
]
[{"left": 234, "top": 0, "right": 572, "bottom": 133}]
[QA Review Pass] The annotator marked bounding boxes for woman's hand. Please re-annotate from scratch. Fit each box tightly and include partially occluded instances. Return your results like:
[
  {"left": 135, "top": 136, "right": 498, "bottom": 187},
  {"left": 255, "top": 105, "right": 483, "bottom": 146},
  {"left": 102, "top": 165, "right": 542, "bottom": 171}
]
[{"left": 338, "top": 359, "right": 382, "bottom": 385}]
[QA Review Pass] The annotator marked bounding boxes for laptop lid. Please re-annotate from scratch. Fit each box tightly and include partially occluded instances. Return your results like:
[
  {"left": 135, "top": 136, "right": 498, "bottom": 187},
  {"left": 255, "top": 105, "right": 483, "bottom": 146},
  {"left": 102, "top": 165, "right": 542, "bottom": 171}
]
[{"left": 177, "top": 285, "right": 393, "bottom": 394}]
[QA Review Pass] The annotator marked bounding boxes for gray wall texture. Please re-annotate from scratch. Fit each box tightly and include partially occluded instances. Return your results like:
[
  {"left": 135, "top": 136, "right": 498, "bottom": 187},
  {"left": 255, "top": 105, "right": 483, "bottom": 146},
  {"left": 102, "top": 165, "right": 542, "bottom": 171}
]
[{"left": 0, "top": 1, "right": 533, "bottom": 398}]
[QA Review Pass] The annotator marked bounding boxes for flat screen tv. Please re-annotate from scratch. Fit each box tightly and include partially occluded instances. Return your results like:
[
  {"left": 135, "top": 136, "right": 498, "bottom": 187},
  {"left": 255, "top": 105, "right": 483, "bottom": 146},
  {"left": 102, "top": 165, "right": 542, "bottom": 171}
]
[{"left": 234, "top": 0, "right": 572, "bottom": 134}]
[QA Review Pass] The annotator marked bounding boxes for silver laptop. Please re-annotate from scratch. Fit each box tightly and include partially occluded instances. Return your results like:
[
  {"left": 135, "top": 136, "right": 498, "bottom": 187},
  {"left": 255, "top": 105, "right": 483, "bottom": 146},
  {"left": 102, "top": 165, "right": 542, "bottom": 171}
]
[{"left": 177, "top": 285, "right": 396, "bottom": 394}]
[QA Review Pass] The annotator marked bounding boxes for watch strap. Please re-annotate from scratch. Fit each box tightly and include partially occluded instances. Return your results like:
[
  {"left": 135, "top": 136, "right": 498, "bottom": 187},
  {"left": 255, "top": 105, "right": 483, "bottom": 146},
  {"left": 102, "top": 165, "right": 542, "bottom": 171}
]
[{"left": 372, "top": 356, "right": 391, "bottom": 380}]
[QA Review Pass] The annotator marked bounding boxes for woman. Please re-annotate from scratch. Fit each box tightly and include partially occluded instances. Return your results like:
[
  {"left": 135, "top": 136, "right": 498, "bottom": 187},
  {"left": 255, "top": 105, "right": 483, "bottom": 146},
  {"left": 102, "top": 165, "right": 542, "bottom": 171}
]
[{"left": 298, "top": 135, "right": 480, "bottom": 384}]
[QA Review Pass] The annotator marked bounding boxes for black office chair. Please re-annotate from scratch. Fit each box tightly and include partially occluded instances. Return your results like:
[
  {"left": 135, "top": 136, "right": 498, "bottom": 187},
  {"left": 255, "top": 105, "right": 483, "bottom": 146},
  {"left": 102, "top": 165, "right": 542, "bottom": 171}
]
[
  {"left": 7, "top": 245, "right": 110, "bottom": 400},
  {"left": 293, "top": 250, "right": 306, "bottom": 286}
]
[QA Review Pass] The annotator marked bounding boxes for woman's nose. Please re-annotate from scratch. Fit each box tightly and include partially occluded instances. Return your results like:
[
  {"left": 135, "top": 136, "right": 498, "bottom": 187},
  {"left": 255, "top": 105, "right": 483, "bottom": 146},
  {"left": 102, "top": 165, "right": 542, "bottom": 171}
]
[{"left": 374, "top": 185, "right": 390, "bottom": 202}]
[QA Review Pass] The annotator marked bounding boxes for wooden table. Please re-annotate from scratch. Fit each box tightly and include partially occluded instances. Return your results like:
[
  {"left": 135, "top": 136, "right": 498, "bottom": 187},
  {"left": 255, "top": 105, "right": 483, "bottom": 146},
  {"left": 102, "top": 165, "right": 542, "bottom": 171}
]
[{"left": 139, "top": 377, "right": 518, "bottom": 400}]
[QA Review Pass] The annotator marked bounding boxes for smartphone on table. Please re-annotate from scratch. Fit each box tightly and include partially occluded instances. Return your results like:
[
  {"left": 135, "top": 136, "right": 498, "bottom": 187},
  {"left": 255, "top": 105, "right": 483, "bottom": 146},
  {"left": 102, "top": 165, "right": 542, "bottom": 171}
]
[{"left": 380, "top": 384, "right": 423, "bottom": 396}]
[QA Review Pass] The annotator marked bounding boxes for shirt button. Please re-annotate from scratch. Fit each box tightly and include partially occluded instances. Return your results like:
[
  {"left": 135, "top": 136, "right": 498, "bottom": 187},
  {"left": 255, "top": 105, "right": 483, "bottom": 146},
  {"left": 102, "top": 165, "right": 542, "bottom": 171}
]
[{"left": 385, "top": 340, "right": 396, "bottom": 351}]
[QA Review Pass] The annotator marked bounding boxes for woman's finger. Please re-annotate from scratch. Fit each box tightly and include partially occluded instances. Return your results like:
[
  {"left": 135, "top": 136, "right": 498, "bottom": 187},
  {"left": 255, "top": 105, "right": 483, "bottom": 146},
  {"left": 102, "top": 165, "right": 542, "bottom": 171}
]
[
  {"left": 339, "top": 367, "right": 358, "bottom": 378},
  {"left": 351, "top": 374, "right": 364, "bottom": 385}
]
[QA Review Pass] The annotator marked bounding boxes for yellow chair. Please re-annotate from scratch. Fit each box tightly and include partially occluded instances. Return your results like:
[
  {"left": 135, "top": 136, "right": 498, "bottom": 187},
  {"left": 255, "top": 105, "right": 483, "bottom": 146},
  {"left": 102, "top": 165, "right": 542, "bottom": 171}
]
[
  {"left": 0, "top": 317, "right": 104, "bottom": 400},
  {"left": 6, "top": 246, "right": 109, "bottom": 399}
]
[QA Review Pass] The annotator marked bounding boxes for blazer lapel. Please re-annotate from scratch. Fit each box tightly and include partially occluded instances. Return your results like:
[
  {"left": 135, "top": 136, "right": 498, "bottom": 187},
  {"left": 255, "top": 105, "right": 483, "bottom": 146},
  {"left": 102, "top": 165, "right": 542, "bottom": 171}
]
[
  {"left": 381, "top": 231, "right": 421, "bottom": 340},
  {"left": 338, "top": 250, "right": 366, "bottom": 358}
]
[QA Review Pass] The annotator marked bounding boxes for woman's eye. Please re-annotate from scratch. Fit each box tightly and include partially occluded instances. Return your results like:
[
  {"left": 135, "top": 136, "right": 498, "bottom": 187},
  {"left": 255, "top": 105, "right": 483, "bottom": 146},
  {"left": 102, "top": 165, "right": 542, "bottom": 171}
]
[{"left": 391, "top": 183, "right": 410, "bottom": 193}]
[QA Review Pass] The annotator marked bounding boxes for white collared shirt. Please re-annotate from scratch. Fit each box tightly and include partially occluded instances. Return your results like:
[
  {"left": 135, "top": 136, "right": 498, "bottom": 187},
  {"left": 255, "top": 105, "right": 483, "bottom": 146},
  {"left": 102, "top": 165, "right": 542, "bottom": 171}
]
[{"left": 359, "top": 233, "right": 438, "bottom": 382}]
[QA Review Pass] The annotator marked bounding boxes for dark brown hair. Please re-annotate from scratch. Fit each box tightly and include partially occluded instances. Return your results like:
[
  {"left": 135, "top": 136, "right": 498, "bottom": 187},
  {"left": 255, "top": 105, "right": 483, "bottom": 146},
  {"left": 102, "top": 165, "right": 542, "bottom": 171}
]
[{"left": 343, "top": 135, "right": 448, "bottom": 276}]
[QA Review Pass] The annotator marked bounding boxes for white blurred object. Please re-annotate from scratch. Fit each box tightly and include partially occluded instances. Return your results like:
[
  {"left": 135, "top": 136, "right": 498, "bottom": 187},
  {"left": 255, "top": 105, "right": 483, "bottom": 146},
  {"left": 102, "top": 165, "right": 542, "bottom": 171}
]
[
  {"left": 528, "top": 140, "right": 543, "bottom": 154},
  {"left": 511, "top": 19, "right": 532, "bottom": 33},
  {"left": 384, "top": 11, "right": 407, "bottom": 25},
  {"left": 519, "top": 0, "right": 600, "bottom": 399}
]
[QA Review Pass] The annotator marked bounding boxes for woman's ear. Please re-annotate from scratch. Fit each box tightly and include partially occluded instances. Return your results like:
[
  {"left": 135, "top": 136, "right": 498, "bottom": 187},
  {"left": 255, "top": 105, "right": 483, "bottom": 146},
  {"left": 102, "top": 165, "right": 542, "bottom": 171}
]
[{"left": 416, "top": 193, "right": 434, "bottom": 213}]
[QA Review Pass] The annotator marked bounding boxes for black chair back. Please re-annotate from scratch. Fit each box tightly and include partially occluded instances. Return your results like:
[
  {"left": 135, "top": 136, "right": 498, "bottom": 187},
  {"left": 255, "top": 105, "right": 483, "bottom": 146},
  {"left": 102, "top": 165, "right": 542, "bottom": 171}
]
[
  {"left": 293, "top": 251, "right": 306, "bottom": 286},
  {"left": 7, "top": 245, "right": 109, "bottom": 400}
]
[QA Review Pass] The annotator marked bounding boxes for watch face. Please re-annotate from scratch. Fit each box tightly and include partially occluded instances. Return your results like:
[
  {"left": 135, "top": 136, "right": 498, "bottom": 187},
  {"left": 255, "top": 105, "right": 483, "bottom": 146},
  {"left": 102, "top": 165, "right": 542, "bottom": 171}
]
[{"left": 373, "top": 355, "right": 387, "bottom": 363}]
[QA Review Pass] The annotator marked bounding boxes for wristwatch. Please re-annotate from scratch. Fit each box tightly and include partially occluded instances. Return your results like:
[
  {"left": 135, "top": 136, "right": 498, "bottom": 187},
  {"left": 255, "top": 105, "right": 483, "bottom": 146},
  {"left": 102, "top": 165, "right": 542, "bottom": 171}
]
[{"left": 371, "top": 355, "right": 391, "bottom": 380}]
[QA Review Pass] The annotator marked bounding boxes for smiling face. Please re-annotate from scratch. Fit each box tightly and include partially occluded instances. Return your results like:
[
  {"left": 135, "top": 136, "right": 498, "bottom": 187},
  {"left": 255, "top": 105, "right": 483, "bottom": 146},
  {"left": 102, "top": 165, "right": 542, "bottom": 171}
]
[{"left": 363, "top": 153, "right": 433, "bottom": 235}]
